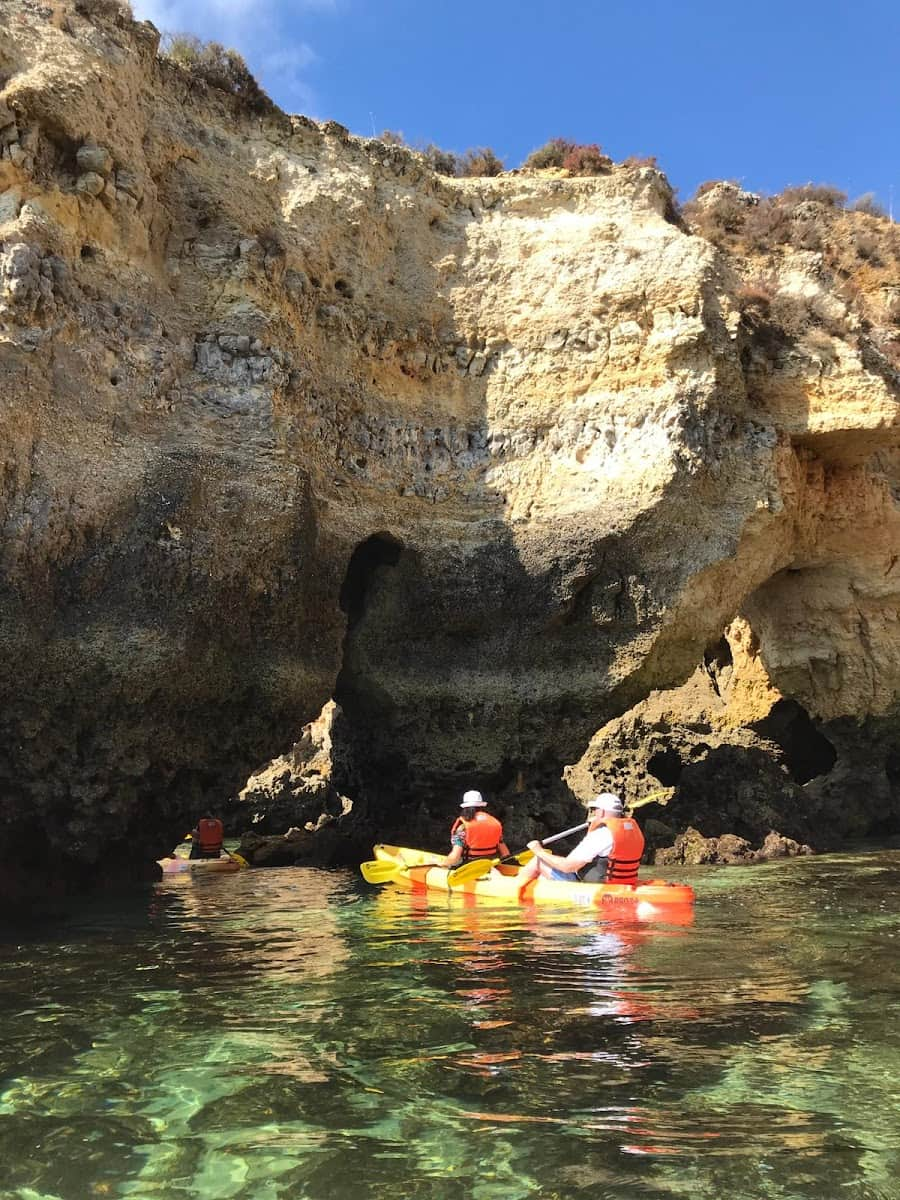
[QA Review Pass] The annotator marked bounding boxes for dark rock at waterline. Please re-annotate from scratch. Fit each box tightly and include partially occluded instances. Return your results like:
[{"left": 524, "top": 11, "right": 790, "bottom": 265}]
[
  {"left": 654, "top": 825, "right": 813, "bottom": 866},
  {"left": 237, "top": 823, "right": 364, "bottom": 869}
]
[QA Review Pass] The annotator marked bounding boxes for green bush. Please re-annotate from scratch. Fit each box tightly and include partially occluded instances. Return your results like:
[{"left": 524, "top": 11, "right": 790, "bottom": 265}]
[
  {"left": 161, "top": 33, "right": 271, "bottom": 112},
  {"left": 459, "top": 147, "right": 504, "bottom": 177}
]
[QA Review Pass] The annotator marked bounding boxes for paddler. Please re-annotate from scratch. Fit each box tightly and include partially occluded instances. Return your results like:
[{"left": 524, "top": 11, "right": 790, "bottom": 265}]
[
  {"left": 518, "top": 793, "right": 645, "bottom": 884},
  {"left": 188, "top": 813, "right": 225, "bottom": 860},
  {"left": 442, "top": 790, "right": 510, "bottom": 869}
]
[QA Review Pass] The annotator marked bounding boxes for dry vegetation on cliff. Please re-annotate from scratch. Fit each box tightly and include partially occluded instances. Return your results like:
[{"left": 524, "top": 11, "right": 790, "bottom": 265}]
[{"left": 683, "top": 181, "right": 900, "bottom": 374}]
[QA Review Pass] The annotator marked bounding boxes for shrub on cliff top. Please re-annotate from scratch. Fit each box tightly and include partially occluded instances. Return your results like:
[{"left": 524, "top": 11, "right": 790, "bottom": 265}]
[
  {"left": 524, "top": 139, "right": 577, "bottom": 170},
  {"left": 421, "top": 143, "right": 459, "bottom": 177},
  {"left": 562, "top": 143, "right": 612, "bottom": 176},
  {"left": 161, "top": 33, "right": 271, "bottom": 113},
  {"left": 458, "top": 147, "right": 505, "bottom": 177},
  {"left": 851, "top": 192, "right": 888, "bottom": 219},
  {"left": 779, "top": 183, "right": 847, "bottom": 209},
  {"left": 75, "top": 0, "right": 133, "bottom": 17},
  {"left": 523, "top": 140, "right": 612, "bottom": 175},
  {"left": 375, "top": 131, "right": 458, "bottom": 176}
]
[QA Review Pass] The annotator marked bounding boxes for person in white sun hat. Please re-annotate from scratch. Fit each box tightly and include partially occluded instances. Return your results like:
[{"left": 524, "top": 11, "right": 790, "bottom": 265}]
[
  {"left": 518, "top": 792, "right": 645, "bottom": 886},
  {"left": 442, "top": 789, "right": 510, "bottom": 870}
]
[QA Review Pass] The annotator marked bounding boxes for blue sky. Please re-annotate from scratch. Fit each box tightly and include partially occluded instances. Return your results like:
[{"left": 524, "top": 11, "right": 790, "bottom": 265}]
[{"left": 132, "top": 0, "right": 898, "bottom": 209}]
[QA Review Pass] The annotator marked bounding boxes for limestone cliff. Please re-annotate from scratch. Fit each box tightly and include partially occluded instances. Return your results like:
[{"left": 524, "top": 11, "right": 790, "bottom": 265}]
[{"left": 1, "top": 0, "right": 898, "bottom": 898}]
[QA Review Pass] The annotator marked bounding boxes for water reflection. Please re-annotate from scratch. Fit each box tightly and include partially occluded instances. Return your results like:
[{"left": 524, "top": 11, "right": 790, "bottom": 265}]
[{"left": 0, "top": 849, "right": 897, "bottom": 1198}]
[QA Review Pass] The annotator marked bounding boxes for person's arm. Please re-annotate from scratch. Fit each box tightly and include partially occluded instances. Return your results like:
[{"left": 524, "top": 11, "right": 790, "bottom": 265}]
[
  {"left": 526, "top": 843, "right": 590, "bottom": 873},
  {"left": 526, "top": 830, "right": 609, "bottom": 874},
  {"left": 443, "top": 826, "right": 467, "bottom": 868},
  {"left": 498, "top": 840, "right": 510, "bottom": 858}
]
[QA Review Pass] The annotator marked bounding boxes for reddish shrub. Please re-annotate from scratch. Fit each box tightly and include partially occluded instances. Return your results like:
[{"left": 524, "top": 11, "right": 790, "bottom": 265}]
[
  {"left": 524, "top": 139, "right": 577, "bottom": 170},
  {"left": 562, "top": 143, "right": 611, "bottom": 176}
]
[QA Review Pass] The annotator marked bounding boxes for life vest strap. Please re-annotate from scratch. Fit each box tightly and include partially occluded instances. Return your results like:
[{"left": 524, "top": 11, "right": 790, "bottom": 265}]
[{"left": 463, "top": 844, "right": 500, "bottom": 861}]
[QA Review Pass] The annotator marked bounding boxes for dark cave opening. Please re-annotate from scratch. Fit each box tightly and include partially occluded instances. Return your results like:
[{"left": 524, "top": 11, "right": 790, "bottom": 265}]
[
  {"left": 703, "top": 635, "right": 733, "bottom": 695},
  {"left": 704, "top": 635, "right": 733, "bottom": 673},
  {"left": 337, "top": 531, "right": 403, "bottom": 630},
  {"left": 750, "top": 699, "right": 837, "bottom": 785},
  {"left": 647, "top": 747, "right": 684, "bottom": 787}
]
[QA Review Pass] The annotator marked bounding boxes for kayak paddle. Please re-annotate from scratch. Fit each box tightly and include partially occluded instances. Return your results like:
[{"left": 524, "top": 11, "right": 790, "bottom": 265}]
[
  {"left": 359, "top": 857, "right": 444, "bottom": 885},
  {"left": 627, "top": 787, "right": 673, "bottom": 812},
  {"left": 447, "top": 820, "right": 589, "bottom": 888}
]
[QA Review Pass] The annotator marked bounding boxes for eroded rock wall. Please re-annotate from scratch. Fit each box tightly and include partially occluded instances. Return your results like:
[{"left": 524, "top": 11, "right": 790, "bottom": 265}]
[{"left": 0, "top": 1, "right": 898, "bottom": 895}]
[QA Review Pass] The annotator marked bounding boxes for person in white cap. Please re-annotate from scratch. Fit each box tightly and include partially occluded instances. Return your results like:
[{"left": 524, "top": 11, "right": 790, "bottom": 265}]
[
  {"left": 442, "top": 790, "right": 510, "bottom": 869},
  {"left": 518, "top": 793, "right": 645, "bottom": 885}
]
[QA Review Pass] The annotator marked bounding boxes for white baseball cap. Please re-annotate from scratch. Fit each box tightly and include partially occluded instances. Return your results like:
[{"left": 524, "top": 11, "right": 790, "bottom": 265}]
[
  {"left": 587, "top": 793, "right": 623, "bottom": 815},
  {"left": 460, "top": 790, "right": 487, "bottom": 808}
]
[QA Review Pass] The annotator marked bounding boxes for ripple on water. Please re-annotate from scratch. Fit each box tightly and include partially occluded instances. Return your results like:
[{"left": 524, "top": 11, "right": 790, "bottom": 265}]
[{"left": 0, "top": 850, "right": 899, "bottom": 1198}]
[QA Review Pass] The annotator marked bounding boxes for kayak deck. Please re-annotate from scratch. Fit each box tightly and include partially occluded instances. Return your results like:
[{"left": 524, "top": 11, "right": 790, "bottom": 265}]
[
  {"left": 373, "top": 844, "right": 695, "bottom": 911},
  {"left": 158, "top": 855, "right": 241, "bottom": 875}
]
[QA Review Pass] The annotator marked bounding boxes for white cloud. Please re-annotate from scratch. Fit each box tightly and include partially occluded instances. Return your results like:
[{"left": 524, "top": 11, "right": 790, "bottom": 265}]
[{"left": 132, "top": 0, "right": 326, "bottom": 112}]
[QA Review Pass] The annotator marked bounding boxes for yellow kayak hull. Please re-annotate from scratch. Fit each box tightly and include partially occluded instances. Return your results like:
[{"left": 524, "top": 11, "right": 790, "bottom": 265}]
[{"left": 373, "top": 844, "right": 695, "bottom": 914}]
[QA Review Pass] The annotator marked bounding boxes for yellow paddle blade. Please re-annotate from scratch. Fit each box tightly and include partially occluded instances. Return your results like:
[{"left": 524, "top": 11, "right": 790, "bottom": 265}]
[
  {"left": 360, "top": 859, "right": 443, "bottom": 884},
  {"left": 513, "top": 849, "right": 534, "bottom": 866},
  {"left": 447, "top": 858, "right": 496, "bottom": 887},
  {"left": 359, "top": 859, "right": 402, "bottom": 884},
  {"left": 227, "top": 851, "right": 249, "bottom": 868},
  {"left": 628, "top": 787, "right": 674, "bottom": 812}
]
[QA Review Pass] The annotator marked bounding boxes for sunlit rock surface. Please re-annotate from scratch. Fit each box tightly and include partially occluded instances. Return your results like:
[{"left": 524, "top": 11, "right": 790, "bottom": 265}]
[{"left": 0, "top": 0, "right": 898, "bottom": 896}]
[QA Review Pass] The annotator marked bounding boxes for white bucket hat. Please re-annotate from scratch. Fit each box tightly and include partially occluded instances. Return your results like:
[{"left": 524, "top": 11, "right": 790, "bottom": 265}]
[{"left": 460, "top": 789, "right": 487, "bottom": 808}]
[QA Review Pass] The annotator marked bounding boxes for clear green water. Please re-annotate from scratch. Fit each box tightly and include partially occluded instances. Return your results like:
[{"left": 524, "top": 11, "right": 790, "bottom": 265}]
[{"left": 1, "top": 848, "right": 899, "bottom": 1200}]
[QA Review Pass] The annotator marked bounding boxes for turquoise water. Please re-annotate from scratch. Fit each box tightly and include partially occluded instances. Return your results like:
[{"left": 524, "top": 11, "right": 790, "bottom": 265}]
[{"left": 1, "top": 848, "right": 899, "bottom": 1199}]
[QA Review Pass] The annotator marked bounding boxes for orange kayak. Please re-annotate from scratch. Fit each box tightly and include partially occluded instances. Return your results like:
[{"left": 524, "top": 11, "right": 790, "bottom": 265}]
[{"left": 372, "top": 844, "right": 695, "bottom": 914}]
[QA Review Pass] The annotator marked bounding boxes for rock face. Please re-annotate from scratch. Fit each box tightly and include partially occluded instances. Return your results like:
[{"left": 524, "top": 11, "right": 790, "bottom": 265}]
[{"left": 0, "top": 1, "right": 898, "bottom": 898}]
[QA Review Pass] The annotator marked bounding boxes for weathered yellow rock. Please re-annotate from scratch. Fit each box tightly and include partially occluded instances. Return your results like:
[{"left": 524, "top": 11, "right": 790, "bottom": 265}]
[{"left": 0, "top": 0, "right": 897, "bottom": 893}]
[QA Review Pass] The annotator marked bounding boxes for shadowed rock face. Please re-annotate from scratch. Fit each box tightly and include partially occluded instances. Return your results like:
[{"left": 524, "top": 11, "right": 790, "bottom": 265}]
[{"left": 1, "top": 2, "right": 899, "bottom": 899}]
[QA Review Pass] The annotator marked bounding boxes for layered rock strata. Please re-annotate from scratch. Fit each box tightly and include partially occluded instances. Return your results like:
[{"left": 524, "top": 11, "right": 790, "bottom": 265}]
[{"left": 0, "top": 1, "right": 898, "bottom": 896}]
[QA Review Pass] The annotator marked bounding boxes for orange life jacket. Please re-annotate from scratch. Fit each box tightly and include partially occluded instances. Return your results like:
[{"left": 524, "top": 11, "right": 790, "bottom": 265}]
[
  {"left": 603, "top": 816, "right": 645, "bottom": 885},
  {"left": 450, "top": 812, "right": 503, "bottom": 860},
  {"left": 197, "top": 817, "right": 224, "bottom": 853}
]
